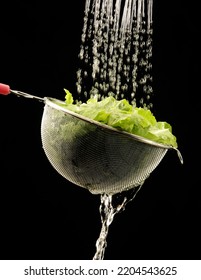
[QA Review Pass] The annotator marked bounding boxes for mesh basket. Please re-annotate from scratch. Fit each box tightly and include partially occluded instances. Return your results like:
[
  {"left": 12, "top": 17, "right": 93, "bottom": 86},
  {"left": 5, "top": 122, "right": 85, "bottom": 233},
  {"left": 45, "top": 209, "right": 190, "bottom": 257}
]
[{"left": 40, "top": 98, "right": 170, "bottom": 195}]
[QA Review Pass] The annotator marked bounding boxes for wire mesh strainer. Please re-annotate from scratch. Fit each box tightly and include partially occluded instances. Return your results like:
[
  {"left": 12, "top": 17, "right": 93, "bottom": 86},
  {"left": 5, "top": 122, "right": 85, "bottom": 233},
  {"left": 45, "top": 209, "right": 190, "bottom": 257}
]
[
  {"left": 41, "top": 98, "right": 173, "bottom": 194},
  {"left": 0, "top": 84, "right": 181, "bottom": 195}
]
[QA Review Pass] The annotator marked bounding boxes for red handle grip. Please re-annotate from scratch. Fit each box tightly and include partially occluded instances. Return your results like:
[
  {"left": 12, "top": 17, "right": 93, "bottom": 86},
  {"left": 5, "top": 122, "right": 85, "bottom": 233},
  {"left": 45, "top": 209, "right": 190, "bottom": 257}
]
[{"left": 0, "top": 83, "right": 10, "bottom": 95}]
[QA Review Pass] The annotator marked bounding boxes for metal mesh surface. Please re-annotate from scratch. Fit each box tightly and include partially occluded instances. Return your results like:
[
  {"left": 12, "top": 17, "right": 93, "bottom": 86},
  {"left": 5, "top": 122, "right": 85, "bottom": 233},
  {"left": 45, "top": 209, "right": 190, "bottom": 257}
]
[{"left": 41, "top": 98, "right": 169, "bottom": 195}]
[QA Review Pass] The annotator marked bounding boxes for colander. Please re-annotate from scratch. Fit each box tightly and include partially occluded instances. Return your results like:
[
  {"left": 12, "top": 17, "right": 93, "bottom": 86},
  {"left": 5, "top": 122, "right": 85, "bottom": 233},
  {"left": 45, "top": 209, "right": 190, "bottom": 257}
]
[{"left": 0, "top": 83, "right": 182, "bottom": 195}]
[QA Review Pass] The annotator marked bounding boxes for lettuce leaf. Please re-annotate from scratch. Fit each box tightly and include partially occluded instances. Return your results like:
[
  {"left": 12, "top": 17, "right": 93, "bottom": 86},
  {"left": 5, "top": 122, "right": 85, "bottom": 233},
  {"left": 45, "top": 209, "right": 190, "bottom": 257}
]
[{"left": 63, "top": 89, "right": 178, "bottom": 148}]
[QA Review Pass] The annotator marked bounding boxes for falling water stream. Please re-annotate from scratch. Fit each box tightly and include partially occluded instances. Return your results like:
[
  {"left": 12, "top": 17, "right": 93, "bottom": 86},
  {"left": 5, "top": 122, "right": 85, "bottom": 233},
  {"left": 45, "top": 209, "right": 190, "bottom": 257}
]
[
  {"left": 93, "top": 184, "right": 144, "bottom": 260},
  {"left": 76, "top": 0, "right": 154, "bottom": 260},
  {"left": 73, "top": 0, "right": 181, "bottom": 260},
  {"left": 77, "top": 0, "right": 154, "bottom": 108}
]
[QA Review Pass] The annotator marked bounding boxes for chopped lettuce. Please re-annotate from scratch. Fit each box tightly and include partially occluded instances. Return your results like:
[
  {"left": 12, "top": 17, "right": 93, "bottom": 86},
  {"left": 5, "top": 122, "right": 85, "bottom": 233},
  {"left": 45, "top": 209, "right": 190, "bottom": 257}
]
[{"left": 63, "top": 89, "right": 178, "bottom": 148}]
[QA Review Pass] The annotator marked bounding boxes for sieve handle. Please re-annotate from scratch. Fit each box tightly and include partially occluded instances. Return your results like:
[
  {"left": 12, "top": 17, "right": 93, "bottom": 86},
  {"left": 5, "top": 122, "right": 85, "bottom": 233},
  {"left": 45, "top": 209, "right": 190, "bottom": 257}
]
[
  {"left": 0, "top": 83, "right": 44, "bottom": 102},
  {"left": 0, "top": 83, "right": 10, "bottom": 95}
]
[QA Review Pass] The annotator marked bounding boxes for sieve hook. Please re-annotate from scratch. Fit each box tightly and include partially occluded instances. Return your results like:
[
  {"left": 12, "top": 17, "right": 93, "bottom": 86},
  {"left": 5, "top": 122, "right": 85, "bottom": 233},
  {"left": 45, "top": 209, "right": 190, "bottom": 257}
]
[{"left": 0, "top": 83, "right": 44, "bottom": 102}]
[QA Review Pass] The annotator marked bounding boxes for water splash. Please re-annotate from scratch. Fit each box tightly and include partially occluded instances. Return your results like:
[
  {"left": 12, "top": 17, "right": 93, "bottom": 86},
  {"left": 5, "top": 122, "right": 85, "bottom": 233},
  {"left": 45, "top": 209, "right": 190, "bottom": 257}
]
[
  {"left": 93, "top": 184, "right": 143, "bottom": 260},
  {"left": 77, "top": 0, "right": 154, "bottom": 109}
]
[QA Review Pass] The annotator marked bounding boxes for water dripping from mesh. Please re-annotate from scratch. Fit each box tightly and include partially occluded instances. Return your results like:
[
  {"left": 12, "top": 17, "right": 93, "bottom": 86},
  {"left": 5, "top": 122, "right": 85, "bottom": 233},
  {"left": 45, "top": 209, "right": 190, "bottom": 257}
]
[{"left": 93, "top": 183, "right": 144, "bottom": 260}]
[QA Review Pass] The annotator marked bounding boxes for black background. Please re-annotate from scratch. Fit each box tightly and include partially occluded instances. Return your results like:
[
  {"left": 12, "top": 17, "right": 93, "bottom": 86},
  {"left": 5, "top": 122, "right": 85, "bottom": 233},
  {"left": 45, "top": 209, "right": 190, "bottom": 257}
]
[{"left": 0, "top": 1, "right": 200, "bottom": 260}]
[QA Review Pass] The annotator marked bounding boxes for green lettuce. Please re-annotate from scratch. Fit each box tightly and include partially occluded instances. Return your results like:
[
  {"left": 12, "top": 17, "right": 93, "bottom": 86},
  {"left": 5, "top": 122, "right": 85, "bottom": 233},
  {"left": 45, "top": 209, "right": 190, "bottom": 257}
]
[{"left": 63, "top": 89, "right": 178, "bottom": 148}]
